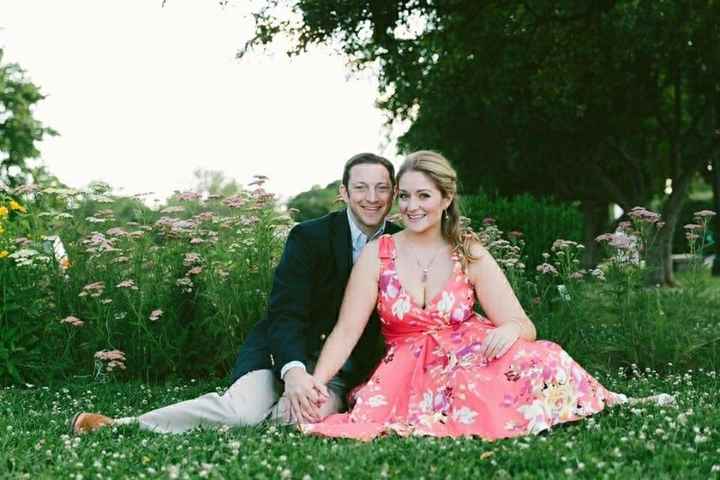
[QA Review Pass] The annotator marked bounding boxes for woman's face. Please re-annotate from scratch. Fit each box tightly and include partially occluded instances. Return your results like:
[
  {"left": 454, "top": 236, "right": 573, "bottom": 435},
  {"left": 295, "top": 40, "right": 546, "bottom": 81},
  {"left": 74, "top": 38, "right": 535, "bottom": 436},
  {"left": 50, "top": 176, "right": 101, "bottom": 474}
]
[{"left": 397, "top": 170, "right": 452, "bottom": 234}]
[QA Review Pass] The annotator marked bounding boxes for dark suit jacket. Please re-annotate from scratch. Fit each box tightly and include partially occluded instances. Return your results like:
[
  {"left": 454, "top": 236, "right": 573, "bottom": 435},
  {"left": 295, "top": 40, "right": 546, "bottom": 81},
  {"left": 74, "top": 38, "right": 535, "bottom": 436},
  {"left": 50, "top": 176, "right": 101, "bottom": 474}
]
[{"left": 230, "top": 209, "right": 401, "bottom": 388}]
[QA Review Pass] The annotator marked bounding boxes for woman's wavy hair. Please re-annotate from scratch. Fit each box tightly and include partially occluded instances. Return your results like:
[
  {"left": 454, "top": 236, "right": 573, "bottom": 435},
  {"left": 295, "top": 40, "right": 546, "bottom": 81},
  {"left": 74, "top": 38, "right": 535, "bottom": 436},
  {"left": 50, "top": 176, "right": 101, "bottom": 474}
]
[{"left": 397, "top": 150, "right": 480, "bottom": 265}]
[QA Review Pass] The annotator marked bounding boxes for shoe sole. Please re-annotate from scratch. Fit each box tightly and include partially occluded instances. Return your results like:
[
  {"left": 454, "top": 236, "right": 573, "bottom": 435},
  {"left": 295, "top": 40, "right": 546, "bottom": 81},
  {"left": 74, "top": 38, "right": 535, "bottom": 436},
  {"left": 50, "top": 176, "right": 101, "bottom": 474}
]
[{"left": 68, "top": 412, "right": 82, "bottom": 435}]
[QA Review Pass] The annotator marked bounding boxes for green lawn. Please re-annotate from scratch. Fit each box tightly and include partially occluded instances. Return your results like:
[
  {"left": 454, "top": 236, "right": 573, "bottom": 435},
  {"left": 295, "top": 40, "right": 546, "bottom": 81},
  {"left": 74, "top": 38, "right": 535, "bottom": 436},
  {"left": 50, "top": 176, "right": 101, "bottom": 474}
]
[{"left": 1, "top": 369, "right": 718, "bottom": 479}]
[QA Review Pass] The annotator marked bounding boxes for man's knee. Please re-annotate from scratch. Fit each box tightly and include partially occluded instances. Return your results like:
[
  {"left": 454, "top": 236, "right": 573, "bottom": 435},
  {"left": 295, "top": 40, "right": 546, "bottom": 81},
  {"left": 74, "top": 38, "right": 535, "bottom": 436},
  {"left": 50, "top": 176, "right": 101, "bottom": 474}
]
[{"left": 225, "top": 369, "right": 279, "bottom": 426}]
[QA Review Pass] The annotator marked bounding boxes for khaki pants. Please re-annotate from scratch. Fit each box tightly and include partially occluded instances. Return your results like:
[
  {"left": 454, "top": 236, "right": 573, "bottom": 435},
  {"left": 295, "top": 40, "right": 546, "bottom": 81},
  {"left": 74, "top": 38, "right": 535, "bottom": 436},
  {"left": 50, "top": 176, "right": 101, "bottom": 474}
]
[{"left": 124, "top": 369, "right": 345, "bottom": 434}]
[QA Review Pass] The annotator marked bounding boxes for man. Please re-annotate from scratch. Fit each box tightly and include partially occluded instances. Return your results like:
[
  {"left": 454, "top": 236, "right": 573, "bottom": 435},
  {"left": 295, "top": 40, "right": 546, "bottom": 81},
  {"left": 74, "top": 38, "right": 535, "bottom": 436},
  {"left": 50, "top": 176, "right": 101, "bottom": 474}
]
[{"left": 71, "top": 152, "right": 399, "bottom": 433}]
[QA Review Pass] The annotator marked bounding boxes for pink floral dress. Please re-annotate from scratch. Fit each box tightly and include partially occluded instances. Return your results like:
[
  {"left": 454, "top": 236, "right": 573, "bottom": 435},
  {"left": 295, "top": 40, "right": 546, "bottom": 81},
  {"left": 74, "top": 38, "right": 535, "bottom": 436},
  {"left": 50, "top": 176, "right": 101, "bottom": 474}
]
[{"left": 302, "top": 235, "right": 628, "bottom": 441}]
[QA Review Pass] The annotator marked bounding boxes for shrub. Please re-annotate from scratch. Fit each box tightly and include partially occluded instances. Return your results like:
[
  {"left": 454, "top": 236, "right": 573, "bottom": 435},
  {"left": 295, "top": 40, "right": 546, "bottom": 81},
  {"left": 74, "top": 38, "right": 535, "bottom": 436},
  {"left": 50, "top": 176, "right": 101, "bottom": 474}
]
[
  {"left": 461, "top": 193, "right": 583, "bottom": 271},
  {"left": 0, "top": 180, "right": 288, "bottom": 385},
  {"left": 484, "top": 207, "right": 720, "bottom": 374}
]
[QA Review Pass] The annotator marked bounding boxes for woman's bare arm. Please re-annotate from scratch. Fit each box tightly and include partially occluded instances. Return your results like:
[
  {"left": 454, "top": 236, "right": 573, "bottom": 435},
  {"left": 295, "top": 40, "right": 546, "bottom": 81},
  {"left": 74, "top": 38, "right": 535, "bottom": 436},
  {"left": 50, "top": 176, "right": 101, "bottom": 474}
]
[
  {"left": 312, "top": 241, "right": 382, "bottom": 385},
  {"left": 467, "top": 242, "right": 536, "bottom": 358}
]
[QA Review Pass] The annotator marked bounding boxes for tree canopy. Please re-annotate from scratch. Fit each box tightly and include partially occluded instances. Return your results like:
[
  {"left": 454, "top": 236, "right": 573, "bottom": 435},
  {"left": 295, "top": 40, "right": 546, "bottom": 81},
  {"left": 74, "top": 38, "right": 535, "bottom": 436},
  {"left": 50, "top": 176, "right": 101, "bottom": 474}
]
[
  {"left": 247, "top": 0, "right": 720, "bottom": 283},
  {"left": 0, "top": 49, "right": 56, "bottom": 187}
]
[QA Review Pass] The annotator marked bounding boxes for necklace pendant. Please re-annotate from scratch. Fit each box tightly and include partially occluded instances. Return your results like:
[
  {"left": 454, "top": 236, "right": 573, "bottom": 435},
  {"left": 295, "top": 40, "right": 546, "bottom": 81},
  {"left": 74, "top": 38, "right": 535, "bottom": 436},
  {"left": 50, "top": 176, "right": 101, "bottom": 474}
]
[{"left": 421, "top": 269, "right": 428, "bottom": 282}]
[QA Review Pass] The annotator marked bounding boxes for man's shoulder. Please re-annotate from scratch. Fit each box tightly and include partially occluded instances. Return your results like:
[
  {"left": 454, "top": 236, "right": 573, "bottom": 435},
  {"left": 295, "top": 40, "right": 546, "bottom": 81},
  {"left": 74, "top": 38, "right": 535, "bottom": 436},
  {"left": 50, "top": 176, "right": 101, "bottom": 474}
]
[{"left": 290, "top": 209, "right": 346, "bottom": 239}]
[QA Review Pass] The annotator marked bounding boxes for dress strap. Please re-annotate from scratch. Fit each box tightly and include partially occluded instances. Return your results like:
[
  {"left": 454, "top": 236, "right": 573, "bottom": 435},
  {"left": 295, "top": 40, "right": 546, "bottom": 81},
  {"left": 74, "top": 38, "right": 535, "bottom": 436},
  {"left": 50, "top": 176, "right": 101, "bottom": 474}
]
[{"left": 377, "top": 234, "right": 396, "bottom": 260}]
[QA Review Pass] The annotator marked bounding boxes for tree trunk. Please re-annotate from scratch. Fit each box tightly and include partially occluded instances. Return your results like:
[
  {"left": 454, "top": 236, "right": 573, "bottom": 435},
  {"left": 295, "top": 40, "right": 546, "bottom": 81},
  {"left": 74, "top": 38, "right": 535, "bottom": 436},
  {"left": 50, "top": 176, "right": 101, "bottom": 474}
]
[
  {"left": 581, "top": 200, "right": 609, "bottom": 268},
  {"left": 712, "top": 155, "right": 720, "bottom": 276},
  {"left": 647, "top": 171, "right": 695, "bottom": 286}
]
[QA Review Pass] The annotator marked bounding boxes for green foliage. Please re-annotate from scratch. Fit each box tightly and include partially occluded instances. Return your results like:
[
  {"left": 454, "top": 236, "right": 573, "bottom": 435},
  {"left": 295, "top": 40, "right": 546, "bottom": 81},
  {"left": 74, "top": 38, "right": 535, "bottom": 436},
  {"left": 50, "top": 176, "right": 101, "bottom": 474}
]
[
  {"left": 287, "top": 180, "right": 341, "bottom": 222},
  {"left": 672, "top": 198, "right": 716, "bottom": 254},
  {"left": 1, "top": 374, "right": 719, "bottom": 478},
  {"left": 479, "top": 213, "right": 720, "bottom": 375},
  {"left": 0, "top": 49, "right": 57, "bottom": 187},
  {"left": 2, "top": 176, "right": 718, "bottom": 386},
  {"left": 0, "top": 183, "right": 289, "bottom": 385},
  {"left": 247, "top": 1, "right": 720, "bottom": 284},
  {"left": 461, "top": 193, "right": 583, "bottom": 271}
]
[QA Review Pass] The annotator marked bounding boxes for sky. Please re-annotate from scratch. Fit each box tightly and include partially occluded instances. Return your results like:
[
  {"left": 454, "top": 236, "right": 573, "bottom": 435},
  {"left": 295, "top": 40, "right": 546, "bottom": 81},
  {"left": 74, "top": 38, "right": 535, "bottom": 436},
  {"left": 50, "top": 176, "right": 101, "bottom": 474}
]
[{"left": 0, "top": 0, "right": 402, "bottom": 202}]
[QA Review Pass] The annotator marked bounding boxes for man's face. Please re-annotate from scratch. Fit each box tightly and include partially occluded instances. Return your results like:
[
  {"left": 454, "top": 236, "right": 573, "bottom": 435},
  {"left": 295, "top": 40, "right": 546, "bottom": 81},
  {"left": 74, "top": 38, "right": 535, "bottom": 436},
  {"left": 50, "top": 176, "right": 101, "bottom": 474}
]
[{"left": 340, "top": 163, "right": 394, "bottom": 234}]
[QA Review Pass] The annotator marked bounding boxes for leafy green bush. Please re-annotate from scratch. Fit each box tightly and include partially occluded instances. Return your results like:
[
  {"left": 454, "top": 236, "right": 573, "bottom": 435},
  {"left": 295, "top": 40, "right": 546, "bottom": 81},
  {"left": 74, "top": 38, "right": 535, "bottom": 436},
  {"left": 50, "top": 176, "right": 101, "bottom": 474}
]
[
  {"left": 484, "top": 207, "right": 720, "bottom": 375},
  {"left": 1, "top": 181, "right": 718, "bottom": 387},
  {"left": 461, "top": 193, "right": 583, "bottom": 271},
  {"left": 287, "top": 181, "right": 341, "bottom": 222},
  {"left": 0, "top": 181, "right": 288, "bottom": 385}
]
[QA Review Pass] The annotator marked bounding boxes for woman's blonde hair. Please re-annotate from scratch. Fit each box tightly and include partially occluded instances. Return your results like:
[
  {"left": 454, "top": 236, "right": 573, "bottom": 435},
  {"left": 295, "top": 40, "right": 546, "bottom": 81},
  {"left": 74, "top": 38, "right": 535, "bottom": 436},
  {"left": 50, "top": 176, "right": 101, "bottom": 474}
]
[{"left": 397, "top": 150, "right": 480, "bottom": 264}]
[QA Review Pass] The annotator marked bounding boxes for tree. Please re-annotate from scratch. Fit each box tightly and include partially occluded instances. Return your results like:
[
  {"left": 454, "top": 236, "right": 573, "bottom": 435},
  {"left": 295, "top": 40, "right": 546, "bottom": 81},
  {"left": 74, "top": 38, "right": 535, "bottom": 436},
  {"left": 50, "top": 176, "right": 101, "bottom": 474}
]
[
  {"left": 287, "top": 180, "right": 341, "bottom": 222},
  {"left": 0, "top": 49, "right": 56, "bottom": 187},
  {"left": 192, "top": 168, "right": 243, "bottom": 197},
  {"left": 246, "top": 0, "right": 720, "bottom": 284}
]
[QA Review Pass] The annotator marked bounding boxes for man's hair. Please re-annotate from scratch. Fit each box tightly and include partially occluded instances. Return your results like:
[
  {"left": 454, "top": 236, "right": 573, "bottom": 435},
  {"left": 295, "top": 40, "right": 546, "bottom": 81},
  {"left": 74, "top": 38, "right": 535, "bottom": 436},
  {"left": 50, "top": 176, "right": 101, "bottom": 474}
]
[{"left": 342, "top": 153, "right": 396, "bottom": 188}]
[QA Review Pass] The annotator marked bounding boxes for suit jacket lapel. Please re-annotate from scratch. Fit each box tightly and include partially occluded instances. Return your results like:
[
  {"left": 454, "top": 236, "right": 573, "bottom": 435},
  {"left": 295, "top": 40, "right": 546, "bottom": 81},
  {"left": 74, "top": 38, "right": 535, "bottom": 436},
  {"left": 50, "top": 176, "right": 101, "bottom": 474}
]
[{"left": 332, "top": 209, "right": 353, "bottom": 285}]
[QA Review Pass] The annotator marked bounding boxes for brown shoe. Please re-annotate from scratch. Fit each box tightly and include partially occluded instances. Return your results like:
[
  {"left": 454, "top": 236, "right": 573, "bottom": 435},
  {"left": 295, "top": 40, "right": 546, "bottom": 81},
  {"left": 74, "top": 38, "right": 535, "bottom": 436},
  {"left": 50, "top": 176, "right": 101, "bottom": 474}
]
[{"left": 69, "top": 412, "right": 113, "bottom": 434}]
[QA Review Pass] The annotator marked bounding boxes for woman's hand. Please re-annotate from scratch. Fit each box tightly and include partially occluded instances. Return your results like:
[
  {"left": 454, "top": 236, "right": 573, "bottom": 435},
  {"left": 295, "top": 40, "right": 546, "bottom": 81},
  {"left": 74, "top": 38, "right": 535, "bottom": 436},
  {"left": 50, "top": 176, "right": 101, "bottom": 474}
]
[
  {"left": 284, "top": 367, "right": 329, "bottom": 423},
  {"left": 480, "top": 322, "right": 521, "bottom": 361}
]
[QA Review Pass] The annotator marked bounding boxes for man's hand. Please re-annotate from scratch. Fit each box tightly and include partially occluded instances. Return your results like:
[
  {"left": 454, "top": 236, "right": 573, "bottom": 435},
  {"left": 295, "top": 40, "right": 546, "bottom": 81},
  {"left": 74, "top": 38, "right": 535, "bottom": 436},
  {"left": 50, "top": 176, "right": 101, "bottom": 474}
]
[{"left": 283, "top": 367, "right": 329, "bottom": 423}]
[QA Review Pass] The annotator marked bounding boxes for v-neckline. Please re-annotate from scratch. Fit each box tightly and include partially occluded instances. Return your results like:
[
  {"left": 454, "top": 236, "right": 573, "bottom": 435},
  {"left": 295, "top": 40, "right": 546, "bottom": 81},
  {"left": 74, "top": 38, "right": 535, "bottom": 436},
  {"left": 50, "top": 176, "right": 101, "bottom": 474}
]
[{"left": 389, "top": 236, "right": 457, "bottom": 311}]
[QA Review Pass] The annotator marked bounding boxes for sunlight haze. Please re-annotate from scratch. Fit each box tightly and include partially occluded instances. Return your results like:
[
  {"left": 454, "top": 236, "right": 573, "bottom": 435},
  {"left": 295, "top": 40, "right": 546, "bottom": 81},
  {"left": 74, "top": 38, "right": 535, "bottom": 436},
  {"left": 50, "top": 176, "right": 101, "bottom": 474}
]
[{"left": 0, "top": 0, "right": 400, "bottom": 202}]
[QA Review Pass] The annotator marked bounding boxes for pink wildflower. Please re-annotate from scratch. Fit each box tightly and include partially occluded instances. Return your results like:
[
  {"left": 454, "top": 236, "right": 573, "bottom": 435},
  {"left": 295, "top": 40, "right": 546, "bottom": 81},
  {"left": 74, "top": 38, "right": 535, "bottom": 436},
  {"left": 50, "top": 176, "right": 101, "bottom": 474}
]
[
  {"left": 94, "top": 349, "right": 127, "bottom": 371},
  {"left": 628, "top": 206, "right": 661, "bottom": 224},
  {"left": 187, "top": 266, "right": 203, "bottom": 276},
  {"left": 536, "top": 263, "right": 559, "bottom": 275},
  {"left": 693, "top": 210, "right": 716, "bottom": 218},
  {"left": 60, "top": 316, "right": 84, "bottom": 327},
  {"left": 80, "top": 281, "right": 105, "bottom": 297},
  {"left": 482, "top": 217, "right": 496, "bottom": 226},
  {"left": 106, "top": 227, "right": 128, "bottom": 237},
  {"left": 174, "top": 191, "right": 202, "bottom": 202},
  {"left": 222, "top": 195, "right": 246, "bottom": 208},
  {"left": 116, "top": 279, "right": 138, "bottom": 290},
  {"left": 14, "top": 237, "right": 32, "bottom": 247},
  {"left": 149, "top": 309, "right": 163, "bottom": 321},
  {"left": 194, "top": 211, "right": 216, "bottom": 222},
  {"left": 590, "top": 268, "right": 606, "bottom": 281},
  {"left": 184, "top": 252, "right": 201, "bottom": 266},
  {"left": 552, "top": 239, "right": 579, "bottom": 251}
]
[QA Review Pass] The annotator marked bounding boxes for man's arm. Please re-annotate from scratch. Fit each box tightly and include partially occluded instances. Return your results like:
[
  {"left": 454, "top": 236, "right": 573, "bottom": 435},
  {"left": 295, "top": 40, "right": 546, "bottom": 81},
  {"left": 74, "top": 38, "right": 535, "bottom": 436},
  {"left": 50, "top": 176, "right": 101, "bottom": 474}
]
[
  {"left": 266, "top": 224, "right": 328, "bottom": 422},
  {"left": 267, "top": 224, "right": 317, "bottom": 372}
]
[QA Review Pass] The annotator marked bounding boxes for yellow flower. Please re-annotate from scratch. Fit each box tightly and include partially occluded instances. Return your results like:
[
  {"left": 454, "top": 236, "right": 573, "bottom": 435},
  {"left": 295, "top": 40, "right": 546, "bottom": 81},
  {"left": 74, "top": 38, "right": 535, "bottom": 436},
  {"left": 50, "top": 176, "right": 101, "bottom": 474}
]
[
  {"left": 9, "top": 200, "right": 26, "bottom": 213},
  {"left": 0, "top": 250, "right": 8, "bottom": 259},
  {"left": 0, "top": 206, "right": 8, "bottom": 218}
]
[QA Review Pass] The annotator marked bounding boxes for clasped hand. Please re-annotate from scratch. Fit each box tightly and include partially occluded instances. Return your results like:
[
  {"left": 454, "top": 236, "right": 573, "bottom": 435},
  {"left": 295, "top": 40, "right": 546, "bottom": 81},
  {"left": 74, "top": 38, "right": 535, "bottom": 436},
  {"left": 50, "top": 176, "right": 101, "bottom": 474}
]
[
  {"left": 479, "top": 322, "right": 521, "bottom": 361},
  {"left": 283, "top": 367, "right": 329, "bottom": 423}
]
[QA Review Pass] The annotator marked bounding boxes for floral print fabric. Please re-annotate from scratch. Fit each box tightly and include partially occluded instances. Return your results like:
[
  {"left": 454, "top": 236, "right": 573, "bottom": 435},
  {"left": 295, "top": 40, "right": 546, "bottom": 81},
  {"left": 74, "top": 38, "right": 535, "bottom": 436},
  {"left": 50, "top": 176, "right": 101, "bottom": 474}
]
[{"left": 302, "top": 235, "right": 627, "bottom": 441}]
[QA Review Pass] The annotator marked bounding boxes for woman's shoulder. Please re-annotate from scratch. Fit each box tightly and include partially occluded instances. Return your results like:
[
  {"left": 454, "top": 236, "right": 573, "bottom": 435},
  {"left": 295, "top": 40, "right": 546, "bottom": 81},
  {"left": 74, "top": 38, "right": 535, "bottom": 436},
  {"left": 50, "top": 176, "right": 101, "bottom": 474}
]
[{"left": 467, "top": 239, "right": 491, "bottom": 259}]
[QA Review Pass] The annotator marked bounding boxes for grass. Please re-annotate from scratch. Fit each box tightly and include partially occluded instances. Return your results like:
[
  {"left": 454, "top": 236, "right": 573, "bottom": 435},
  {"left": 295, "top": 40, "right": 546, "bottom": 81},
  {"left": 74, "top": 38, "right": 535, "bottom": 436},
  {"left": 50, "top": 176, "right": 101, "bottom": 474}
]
[{"left": 1, "top": 369, "right": 719, "bottom": 479}]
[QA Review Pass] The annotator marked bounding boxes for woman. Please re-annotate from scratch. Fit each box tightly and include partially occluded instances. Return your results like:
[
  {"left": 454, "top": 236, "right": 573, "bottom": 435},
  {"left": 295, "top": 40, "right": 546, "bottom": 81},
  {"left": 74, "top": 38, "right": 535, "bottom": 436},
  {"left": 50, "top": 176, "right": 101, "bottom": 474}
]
[{"left": 303, "top": 150, "right": 671, "bottom": 441}]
